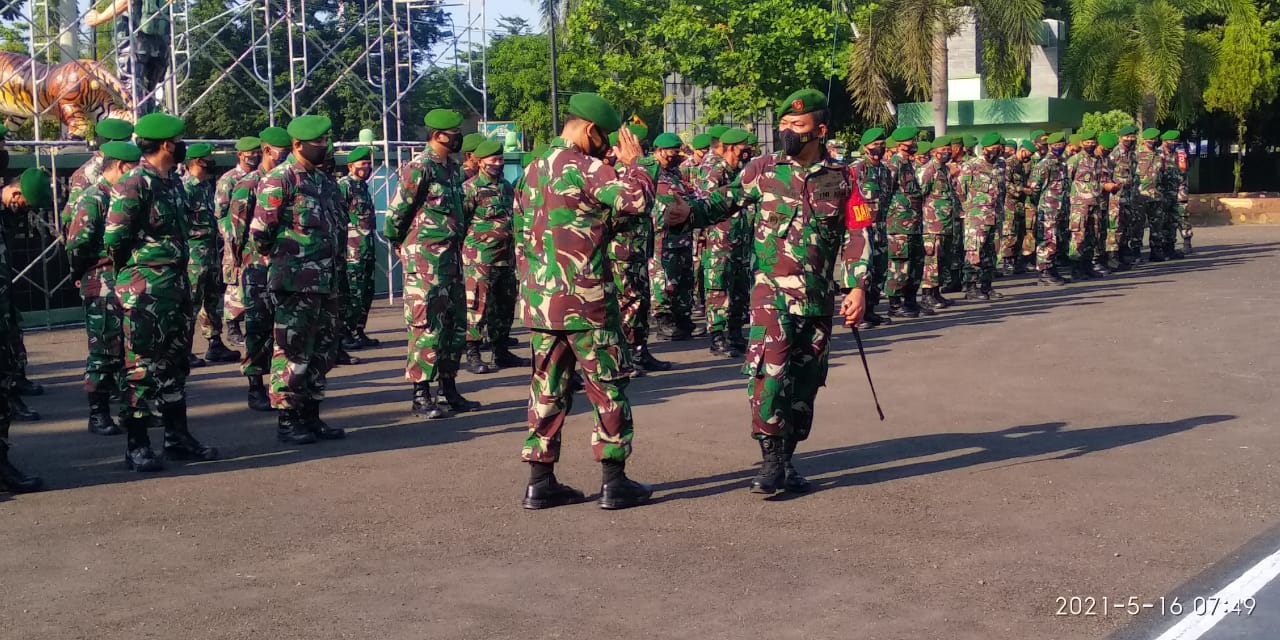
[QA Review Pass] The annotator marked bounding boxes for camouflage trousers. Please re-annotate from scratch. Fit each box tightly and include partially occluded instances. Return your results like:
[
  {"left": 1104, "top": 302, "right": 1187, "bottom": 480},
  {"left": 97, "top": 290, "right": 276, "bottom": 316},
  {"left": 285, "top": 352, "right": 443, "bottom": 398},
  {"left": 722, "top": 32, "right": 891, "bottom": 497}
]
[
  {"left": 743, "top": 308, "right": 830, "bottom": 441},
  {"left": 867, "top": 224, "right": 888, "bottom": 301},
  {"left": 1067, "top": 202, "right": 1103, "bottom": 261},
  {"left": 268, "top": 291, "right": 331, "bottom": 409},
  {"left": 187, "top": 262, "right": 224, "bottom": 341},
  {"left": 223, "top": 272, "right": 245, "bottom": 327},
  {"left": 946, "top": 218, "right": 965, "bottom": 287},
  {"left": 115, "top": 35, "right": 169, "bottom": 114},
  {"left": 522, "top": 328, "right": 633, "bottom": 463},
  {"left": 120, "top": 290, "right": 192, "bottom": 418},
  {"left": 1000, "top": 200, "right": 1036, "bottom": 259},
  {"left": 240, "top": 268, "right": 274, "bottom": 377},
  {"left": 963, "top": 219, "right": 998, "bottom": 287},
  {"left": 464, "top": 265, "right": 518, "bottom": 346},
  {"left": 2, "top": 308, "right": 28, "bottom": 379},
  {"left": 613, "top": 260, "right": 651, "bottom": 347},
  {"left": 883, "top": 233, "right": 921, "bottom": 297},
  {"left": 650, "top": 247, "right": 693, "bottom": 323},
  {"left": 1146, "top": 200, "right": 1173, "bottom": 251},
  {"left": 1056, "top": 206, "right": 1070, "bottom": 260},
  {"left": 1035, "top": 204, "right": 1064, "bottom": 271},
  {"left": 1106, "top": 198, "right": 1128, "bottom": 254},
  {"left": 345, "top": 258, "right": 376, "bottom": 333},
  {"left": 922, "top": 232, "right": 957, "bottom": 289},
  {"left": 693, "top": 231, "right": 707, "bottom": 309},
  {"left": 324, "top": 263, "right": 349, "bottom": 364},
  {"left": 1126, "top": 201, "right": 1152, "bottom": 255},
  {"left": 703, "top": 242, "right": 749, "bottom": 333},
  {"left": 1168, "top": 200, "right": 1192, "bottom": 240},
  {"left": 403, "top": 273, "right": 465, "bottom": 383},
  {"left": 81, "top": 293, "right": 123, "bottom": 395}
]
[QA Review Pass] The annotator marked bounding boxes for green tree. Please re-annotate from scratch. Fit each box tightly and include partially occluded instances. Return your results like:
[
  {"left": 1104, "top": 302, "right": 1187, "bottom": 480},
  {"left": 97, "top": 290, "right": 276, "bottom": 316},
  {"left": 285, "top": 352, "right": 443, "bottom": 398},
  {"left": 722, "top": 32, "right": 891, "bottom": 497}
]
[
  {"left": 1081, "top": 110, "right": 1136, "bottom": 134},
  {"left": 1203, "top": 5, "right": 1279, "bottom": 191},
  {"left": 485, "top": 33, "right": 577, "bottom": 144},
  {"left": 495, "top": 15, "right": 532, "bottom": 37}
]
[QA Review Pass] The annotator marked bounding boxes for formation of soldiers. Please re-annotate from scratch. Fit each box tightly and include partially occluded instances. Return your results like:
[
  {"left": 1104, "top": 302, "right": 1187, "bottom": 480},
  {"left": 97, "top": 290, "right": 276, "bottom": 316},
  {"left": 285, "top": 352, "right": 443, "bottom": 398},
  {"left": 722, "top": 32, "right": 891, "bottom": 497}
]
[{"left": 0, "top": 98, "right": 1193, "bottom": 509}]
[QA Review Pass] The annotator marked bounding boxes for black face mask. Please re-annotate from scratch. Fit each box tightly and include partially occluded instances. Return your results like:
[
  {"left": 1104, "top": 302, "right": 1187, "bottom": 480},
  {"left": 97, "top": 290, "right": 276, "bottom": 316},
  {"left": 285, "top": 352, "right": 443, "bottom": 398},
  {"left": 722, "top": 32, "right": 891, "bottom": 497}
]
[
  {"left": 1082, "top": 144, "right": 1097, "bottom": 156},
  {"left": 866, "top": 146, "right": 885, "bottom": 159},
  {"left": 937, "top": 152, "right": 952, "bottom": 163},
  {"left": 483, "top": 163, "right": 503, "bottom": 177},
  {"left": 738, "top": 149, "right": 752, "bottom": 163},
  {"left": 983, "top": 151, "right": 1001, "bottom": 163},
  {"left": 243, "top": 154, "right": 261, "bottom": 170},
  {"left": 1121, "top": 139, "right": 1135, "bottom": 150},
  {"left": 778, "top": 129, "right": 813, "bottom": 157},
  {"left": 1050, "top": 146, "right": 1065, "bottom": 156},
  {"left": 171, "top": 141, "right": 187, "bottom": 164},
  {"left": 440, "top": 132, "right": 463, "bottom": 153},
  {"left": 298, "top": 142, "right": 327, "bottom": 166},
  {"left": 0, "top": 150, "right": 9, "bottom": 173},
  {"left": 353, "top": 167, "right": 372, "bottom": 181}
]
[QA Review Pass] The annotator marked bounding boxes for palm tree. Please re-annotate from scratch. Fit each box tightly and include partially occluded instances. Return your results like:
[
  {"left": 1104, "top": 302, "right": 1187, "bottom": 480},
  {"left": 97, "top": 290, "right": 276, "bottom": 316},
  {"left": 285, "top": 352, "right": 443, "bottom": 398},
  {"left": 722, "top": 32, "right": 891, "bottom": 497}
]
[{"left": 845, "top": 0, "right": 1044, "bottom": 135}]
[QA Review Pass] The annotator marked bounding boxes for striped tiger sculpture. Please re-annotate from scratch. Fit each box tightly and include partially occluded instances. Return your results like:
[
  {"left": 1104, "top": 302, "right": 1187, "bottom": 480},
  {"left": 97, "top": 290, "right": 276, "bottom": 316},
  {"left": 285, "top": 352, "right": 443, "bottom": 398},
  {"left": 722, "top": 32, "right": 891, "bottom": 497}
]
[{"left": 0, "top": 51, "right": 133, "bottom": 140}]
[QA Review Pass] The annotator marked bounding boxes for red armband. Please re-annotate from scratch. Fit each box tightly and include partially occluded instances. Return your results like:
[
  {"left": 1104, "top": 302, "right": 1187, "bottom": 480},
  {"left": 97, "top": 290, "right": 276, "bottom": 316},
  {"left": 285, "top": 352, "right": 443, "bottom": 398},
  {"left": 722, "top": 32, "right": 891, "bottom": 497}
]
[{"left": 845, "top": 181, "right": 873, "bottom": 231}]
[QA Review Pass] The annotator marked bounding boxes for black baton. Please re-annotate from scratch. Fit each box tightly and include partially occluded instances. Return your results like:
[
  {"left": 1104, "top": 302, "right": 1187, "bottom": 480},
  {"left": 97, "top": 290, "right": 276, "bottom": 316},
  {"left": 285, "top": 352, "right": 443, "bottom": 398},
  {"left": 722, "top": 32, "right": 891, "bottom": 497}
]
[{"left": 850, "top": 326, "right": 885, "bottom": 421}]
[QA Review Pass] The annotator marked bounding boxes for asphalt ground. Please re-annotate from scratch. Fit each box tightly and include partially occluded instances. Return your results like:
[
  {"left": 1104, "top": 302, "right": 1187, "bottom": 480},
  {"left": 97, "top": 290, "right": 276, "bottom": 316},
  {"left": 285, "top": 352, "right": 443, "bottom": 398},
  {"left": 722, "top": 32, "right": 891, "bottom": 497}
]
[{"left": 2, "top": 225, "right": 1278, "bottom": 640}]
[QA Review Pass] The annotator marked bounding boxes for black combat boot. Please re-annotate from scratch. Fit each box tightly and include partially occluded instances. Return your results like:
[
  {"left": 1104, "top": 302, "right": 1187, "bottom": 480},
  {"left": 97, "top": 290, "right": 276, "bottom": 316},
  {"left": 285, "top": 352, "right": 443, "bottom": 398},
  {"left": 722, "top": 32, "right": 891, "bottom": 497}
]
[
  {"left": 205, "top": 336, "right": 240, "bottom": 363},
  {"left": 598, "top": 460, "right": 653, "bottom": 509},
  {"left": 999, "top": 258, "right": 1016, "bottom": 276},
  {"left": 246, "top": 375, "right": 271, "bottom": 412},
  {"left": 1013, "top": 256, "right": 1030, "bottom": 274},
  {"left": 1039, "top": 268, "right": 1067, "bottom": 286},
  {"left": 521, "top": 462, "right": 587, "bottom": 510},
  {"left": 1182, "top": 237, "right": 1193, "bottom": 256},
  {"left": 1089, "top": 259, "right": 1110, "bottom": 277},
  {"left": 887, "top": 296, "right": 916, "bottom": 319},
  {"left": 782, "top": 437, "right": 810, "bottom": 493},
  {"left": 411, "top": 381, "right": 450, "bottom": 420},
  {"left": 1148, "top": 247, "right": 1167, "bottom": 262},
  {"left": 340, "top": 331, "right": 363, "bottom": 352},
  {"left": 668, "top": 319, "right": 693, "bottom": 341},
  {"left": 633, "top": 344, "right": 672, "bottom": 372},
  {"left": 225, "top": 320, "right": 245, "bottom": 347},
  {"left": 569, "top": 371, "right": 586, "bottom": 394},
  {"left": 709, "top": 332, "right": 742, "bottom": 358},
  {"left": 940, "top": 277, "right": 964, "bottom": 294},
  {"left": 918, "top": 288, "right": 940, "bottom": 314},
  {"left": 87, "top": 392, "right": 121, "bottom": 436},
  {"left": 277, "top": 408, "right": 317, "bottom": 444},
  {"left": 964, "top": 285, "right": 989, "bottom": 301},
  {"left": 930, "top": 288, "right": 954, "bottom": 308},
  {"left": 979, "top": 283, "right": 1003, "bottom": 299},
  {"left": 440, "top": 377, "right": 480, "bottom": 413},
  {"left": 357, "top": 330, "right": 380, "bottom": 348},
  {"left": 1167, "top": 239, "right": 1185, "bottom": 259},
  {"left": 464, "top": 342, "right": 496, "bottom": 375},
  {"left": 161, "top": 402, "right": 219, "bottom": 461},
  {"left": 303, "top": 400, "right": 344, "bottom": 440},
  {"left": 189, "top": 352, "right": 206, "bottom": 369},
  {"left": 0, "top": 419, "right": 43, "bottom": 492},
  {"left": 493, "top": 345, "right": 531, "bottom": 369},
  {"left": 1110, "top": 251, "right": 1132, "bottom": 271},
  {"left": 14, "top": 377, "right": 43, "bottom": 396},
  {"left": 335, "top": 348, "right": 360, "bottom": 366},
  {"left": 728, "top": 325, "right": 748, "bottom": 352},
  {"left": 8, "top": 396, "right": 39, "bottom": 421},
  {"left": 749, "top": 436, "right": 787, "bottom": 495},
  {"left": 654, "top": 315, "right": 675, "bottom": 340},
  {"left": 123, "top": 415, "right": 164, "bottom": 471},
  {"left": 906, "top": 289, "right": 935, "bottom": 316}
]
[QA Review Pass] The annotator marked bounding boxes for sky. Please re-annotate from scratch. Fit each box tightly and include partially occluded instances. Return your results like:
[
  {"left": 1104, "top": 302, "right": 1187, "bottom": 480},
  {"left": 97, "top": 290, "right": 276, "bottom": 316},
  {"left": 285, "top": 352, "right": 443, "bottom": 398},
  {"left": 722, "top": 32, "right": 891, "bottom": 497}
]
[{"left": 442, "top": 0, "right": 543, "bottom": 49}]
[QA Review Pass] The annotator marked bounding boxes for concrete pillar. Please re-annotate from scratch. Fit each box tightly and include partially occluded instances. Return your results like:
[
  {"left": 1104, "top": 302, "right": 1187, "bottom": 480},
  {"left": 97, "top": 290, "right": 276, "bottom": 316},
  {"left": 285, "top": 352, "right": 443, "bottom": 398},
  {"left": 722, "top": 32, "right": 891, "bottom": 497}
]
[{"left": 1030, "top": 20, "right": 1063, "bottom": 98}]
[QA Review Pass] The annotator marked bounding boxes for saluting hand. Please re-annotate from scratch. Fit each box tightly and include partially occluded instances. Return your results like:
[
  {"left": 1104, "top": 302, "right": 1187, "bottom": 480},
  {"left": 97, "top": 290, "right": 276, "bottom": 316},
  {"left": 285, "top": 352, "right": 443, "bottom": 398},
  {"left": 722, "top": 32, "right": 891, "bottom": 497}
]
[{"left": 615, "top": 127, "right": 643, "bottom": 166}]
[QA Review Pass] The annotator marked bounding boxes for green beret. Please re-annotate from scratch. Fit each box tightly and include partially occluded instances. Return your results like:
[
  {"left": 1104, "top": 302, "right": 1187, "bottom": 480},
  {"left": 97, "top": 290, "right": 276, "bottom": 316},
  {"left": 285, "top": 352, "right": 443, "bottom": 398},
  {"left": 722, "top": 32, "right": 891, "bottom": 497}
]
[
  {"left": 1117, "top": 124, "right": 1138, "bottom": 137},
  {"left": 133, "top": 112, "right": 185, "bottom": 140},
  {"left": 916, "top": 141, "right": 933, "bottom": 155},
  {"left": 1019, "top": 140, "right": 1036, "bottom": 153},
  {"left": 707, "top": 125, "right": 729, "bottom": 140},
  {"left": 95, "top": 118, "right": 133, "bottom": 141},
  {"left": 520, "top": 152, "right": 534, "bottom": 168},
  {"left": 1077, "top": 128, "right": 1096, "bottom": 142},
  {"left": 260, "top": 127, "right": 290, "bottom": 147},
  {"left": 691, "top": 134, "right": 712, "bottom": 150},
  {"left": 100, "top": 141, "right": 141, "bottom": 163},
  {"left": 287, "top": 115, "right": 332, "bottom": 142},
  {"left": 1046, "top": 132, "right": 1066, "bottom": 144},
  {"left": 1141, "top": 127, "right": 1161, "bottom": 140},
  {"left": 720, "top": 128, "right": 750, "bottom": 145},
  {"left": 346, "top": 146, "right": 372, "bottom": 163},
  {"left": 1030, "top": 129, "right": 1046, "bottom": 140},
  {"left": 628, "top": 124, "right": 648, "bottom": 141},
  {"left": 608, "top": 131, "right": 619, "bottom": 147},
  {"left": 889, "top": 126, "right": 918, "bottom": 143},
  {"left": 746, "top": 133, "right": 759, "bottom": 145},
  {"left": 860, "top": 127, "right": 886, "bottom": 145},
  {"left": 636, "top": 156, "right": 660, "bottom": 182},
  {"left": 1068, "top": 134, "right": 1082, "bottom": 146},
  {"left": 962, "top": 135, "right": 978, "bottom": 148},
  {"left": 1098, "top": 132, "right": 1119, "bottom": 149},
  {"left": 653, "top": 132, "right": 681, "bottom": 149},
  {"left": 18, "top": 168, "right": 51, "bottom": 209},
  {"left": 461, "top": 133, "right": 486, "bottom": 153},
  {"left": 980, "top": 132, "right": 1003, "bottom": 148},
  {"left": 1161, "top": 129, "right": 1181, "bottom": 141},
  {"left": 778, "top": 88, "right": 828, "bottom": 117},
  {"left": 235, "top": 136, "right": 261, "bottom": 152},
  {"left": 423, "top": 109, "right": 463, "bottom": 131},
  {"left": 474, "top": 139, "right": 503, "bottom": 159},
  {"left": 186, "top": 143, "right": 213, "bottom": 160},
  {"left": 566, "top": 93, "right": 622, "bottom": 132}
]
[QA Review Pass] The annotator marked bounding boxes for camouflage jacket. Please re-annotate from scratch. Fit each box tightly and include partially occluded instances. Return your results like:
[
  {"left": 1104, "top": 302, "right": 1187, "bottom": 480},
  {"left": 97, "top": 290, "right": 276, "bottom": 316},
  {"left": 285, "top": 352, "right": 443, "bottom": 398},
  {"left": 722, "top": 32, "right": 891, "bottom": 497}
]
[
  {"left": 1067, "top": 151, "right": 1105, "bottom": 206},
  {"left": 63, "top": 179, "right": 115, "bottom": 297},
  {"left": 183, "top": 173, "right": 218, "bottom": 267},
  {"left": 1136, "top": 145, "right": 1164, "bottom": 201},
  {"left": 1109, "top": 146, "right": 1138, "bottom": 205},
  {"left": 652, "top": 163, "right": 696, "bottom": 252},
  {"left": 60, "top": 152, "right": 105, "bottom": 232},
  {"left": 104, "top": 158, "right": 190, "bottom": 299},
  {"left": 1004, "top": 156, "right": 1031, "bottom": 212},
  {"left": 1159, "top": 147, "right": 1188, "bottom": 201},
  {"left": 850, "top": 158, "right": 892, "bottom": 225},
  {"left": 383, "top": 148, "right": 467, "bottom": 279},
  {"left": 515, "top": 140, "right": 654, "bottom": 330},
  {"left": 250, "top": 159, "right": 339, "bottom": 294},
  {"left": 700, "top": 153, "right": 746, "bottom": 248},
  {"left": 339, "top": 175, "right": 376, "bottom": 264},
  {"left": 918, "top": 158, "right": 957, "bottom": 233},
  {"left": 229, "top": 167, "right": 269, "bottom": 277},
  {"left": 462, "top": 171, "right": 516, "bottom": 269},
  {"left": 886, "top": 154, "right": 923, "bottom": 234},
  {"left": 679, "top": 154, "right": 705, "bottom": 185},
  {"left": 958, "top": 156, "right": 1002, "bottom": 226},
  {"left": 214, "top": 165, "right": 249, "bottom": 280},
  {"left": 1028, "top": 154, "right": 1070, "bottom": 214},
  {"left": 740, "top": 152, "right": 870, "bottom": 316}
]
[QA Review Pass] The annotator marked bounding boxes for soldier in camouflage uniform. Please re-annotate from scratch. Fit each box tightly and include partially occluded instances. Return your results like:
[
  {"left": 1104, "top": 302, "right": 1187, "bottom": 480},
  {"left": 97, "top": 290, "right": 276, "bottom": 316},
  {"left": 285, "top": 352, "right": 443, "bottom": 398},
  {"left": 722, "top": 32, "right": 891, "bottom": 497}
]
[
  {"left": 460, "top": 133, "right": 486, "bottom": 182},
  {"left": 337, "top": 146, "right": 380, "bottom": 350},
  {"left": 1135, "top": 128, "right": 1165, "bottom": 261},
  {"left": 461, "top": 140, "right": 529, "bottom": 372},
  {"left": 318, "top": 142, "right": 359, "bottom": 370},
  {"left": 231, "top": 127, "right": 291, "bottom": 412},
  {"left": 1108, "top": 126, "right": 1139, "bottom": 270},
  {"left": 699, "top": 127, "right": 752, "bottom": 357},
  {"left": 850, "top": 128, "right": 892, "bottom": 328},
  {"left": 1065, "top": 130, "right": 1108, "bottom": 279},
  {"left": 999, "top": 141, "right": 1034, "bottom": 274},
  {"left": 739, "top": 89, "right": 871, "bottom": 496},
  {"left": 917, "top": 141, "right": 957, "bottom": 310},
  {"left": 883, "top": 127, "right": 928, "bottom": 317},
  {"left": 384, "top": 109, "right": 478, "bottom": 420},
  {"left": 249, "top": 116, "right": 346, "bottom": 445},
  {"left": 87, "top": 0, "right": 170, "bottom": 114},
  {"left": 683, "top": 132, "right": 716, "bottom": 329},
  {"left": 59, "top": 119, "right": 134, "bottom": 233},
  {"left": 0, "top": 168, "right": 51, "bottom": 492},
  {"left": 182, "top": 144, "right": 239, "bottom": 366},
  {"left": 65, "top": 142, "right": 140, "bottom": 438},
  {"left": 650, "top": 133, "right": 699, "bottom": 342},
  {"left": 515, "top": 94, "right": 657, "bottom": 511},
  {"left": 1160, "top": 130, "right": 1192, "bottom": 258},
  {"left": 1092, "top": 133, "right": 1120, "bottom": 275},
  {"left": 104, "top": 113, "right": 218, "bottom": 472},
  {"left": 215, "top": 136, "right": 262, "bottom": 346},
  {"left": 956, "top": 133, "right": 1006, "bottom": 299},
  {"left": 1029, "top": 132, "right": 1070, "bottom": 285}
]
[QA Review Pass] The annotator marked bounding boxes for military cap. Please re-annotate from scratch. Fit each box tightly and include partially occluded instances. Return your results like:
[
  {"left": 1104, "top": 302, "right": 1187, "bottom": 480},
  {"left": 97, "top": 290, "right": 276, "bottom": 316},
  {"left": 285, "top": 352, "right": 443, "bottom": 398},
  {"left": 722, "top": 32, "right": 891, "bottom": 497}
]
[
  {"left": 235, "top": 136, "right": 261, "bottom": 152},
  {"left": 1098, "top": 132, "right": 1119, "bottom": 149},
  {"left": 520, "top": 152, "right": 534, "bottom": 168},
  {"left": 653, "top": 132, "right": 682, "bottom": 149},
  {"left": 747, "top": 133, "right": 759, "bottom": 145},
  {"left": 287, "top": 115, "right": 332, "bottom": 141},
  {"left": 260, "top": 126, "right": 290, "bottom": 148},
  {"left": 707, "top": 125, "right": 729, "bottom": 140},
  {"left": 1003, "top": 139, "right": 1017, "bottom": 148},
  {"left": 1030, "top": 129, "right": 1047, "bottom": 140},
  {"left": 778, "top": 88, "right": 828, "bottom": 117},
  {"left": 1046, "top": 132, "right": 1066, "bottom": 144},
  {"left": 100, "top": 141, "right": 141, "bottom": 163},
  {"left": 423, "top": 109, "right": 463, "bottom": 131},
  {"left": 962, "top": 135, "right": 978, "bottom": 148},
  {"left": 980, "top": 132, "right": 1003, "bottom": 148},
  {"left": 1068, "top": 134, "right": 1081, "bottom": 146},
  {"left": 889, "top": 126, "right": 918, "bottom": 143},
  {"left": 461, "top": 132, "right": 486, "bottom": 153},
  {"left": 1019, "top": 140, "right": 1036, "bottom": 153},
  {"left": 566, "top": 93, "right": 621, "bottom": 132},
  {"left": 133, "top": 113, "right": 185, "bottom": 140},
  {"left": 860, "top": 127, "right": 886, "bottom": 145},
  {"left": 691, "top": 133, "right": 712, "bottom": 150},
  {"left": 346, "top": 146, "right": 372, "bottom": 163},
  {"left": 628, "top": 124, "right": 648, "bottom": 141},
  {"left": 1077, "top": 128, "right": 1097, "bottom": 142},
  {"left": 186, "top": 143, "right": 213, "bottom": 160},
  {"left": 720, "top": 128, "right": 750, "bottom": 145},
  {"left": 1117, "top": 124, "right": 1139, "bottom": 137},
  {"left": 916, "top": 141, "right": 933, "bottom": 155},
  {"left": 636, "top": 156, "right": 660, "bottom": 181},
  {"left": 474, "top": 139, "right": 503, "bottom": 158},
  {"left": 1141, "top": 127, "right": 1161, "bottom": 140},
  {"left": 1161, "top": 129, "right": 1181, "bottom": 141},
  {"left": 608, "top": 131, "right": 619, "bottom": 147},
  {"left": 95, "top": 118, "right": 133, "bottom": 141},
  {"left": 18, "top": 168, "right": 51, "bottom": 209}
]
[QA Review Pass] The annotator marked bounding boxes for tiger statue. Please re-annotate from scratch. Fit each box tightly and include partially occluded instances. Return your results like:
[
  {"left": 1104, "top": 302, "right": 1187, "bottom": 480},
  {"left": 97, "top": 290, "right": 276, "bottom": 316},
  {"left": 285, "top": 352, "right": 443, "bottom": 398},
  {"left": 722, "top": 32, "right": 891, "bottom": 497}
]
[{"left": 0, "top": 51, "right": 134, "bottom": 140}]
